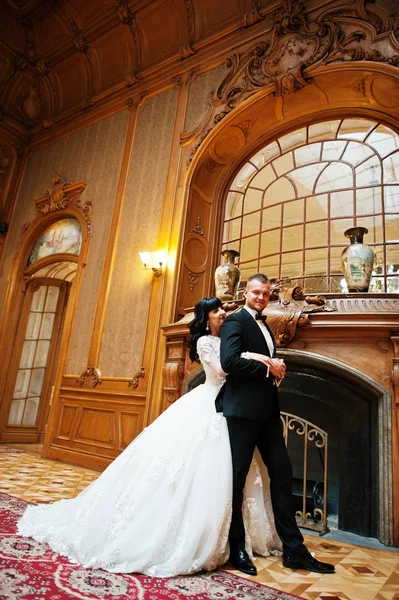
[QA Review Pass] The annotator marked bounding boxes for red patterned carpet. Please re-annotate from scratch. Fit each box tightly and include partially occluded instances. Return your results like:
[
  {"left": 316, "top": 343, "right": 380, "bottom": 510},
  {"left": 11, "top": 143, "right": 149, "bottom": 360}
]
[{"left": 0, "top": 492, "right": 301, "bottom": 600}]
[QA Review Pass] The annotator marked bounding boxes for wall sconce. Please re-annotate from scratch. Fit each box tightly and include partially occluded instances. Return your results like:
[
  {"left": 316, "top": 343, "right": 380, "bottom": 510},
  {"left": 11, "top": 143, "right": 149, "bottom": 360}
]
[{"left": 139, "top": 250, "right": 166, "bottom": 277}]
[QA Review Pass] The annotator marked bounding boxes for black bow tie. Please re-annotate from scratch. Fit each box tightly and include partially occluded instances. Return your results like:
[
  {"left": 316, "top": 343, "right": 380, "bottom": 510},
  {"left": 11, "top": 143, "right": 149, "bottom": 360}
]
[{"left": 255, "top": 312, "right": 267, "bottom": 325}]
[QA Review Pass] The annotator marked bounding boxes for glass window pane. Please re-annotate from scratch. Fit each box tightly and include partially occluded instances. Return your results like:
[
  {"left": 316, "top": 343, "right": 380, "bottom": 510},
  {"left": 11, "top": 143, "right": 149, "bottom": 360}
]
[
  {"left": 273, "top": 153, "right": 294, "bottom": 176},
  {"left": 31, "top": 286, "right": 47, "bottom": 312},
  {"left": 242, "top": 212, "right": 260, "bottom": 237},
  {"left": 44, "top": 286, "right": 60, "bottom": 312},
  {"left": 385, "top": 214, "right": 399, "bottom": 242},
  {"left": 306, "top": 194, "right": 328, "bottom": 220},
  {"left": 231, "top": 162, "right": 257, "bottom": 191},
  {"left": 330, "top": 190, "right": 354, "bottom": 218},
  {"left": 33, "top": 340, "right": 50, "bottom": 368},
  {"left": 383, "top": 151, "right": 399, "bottom": 184},
  {"left": 305, "top": 248, "right": 327, "bottom": 275},
  {"left": 341, "top": 141, "right": 374, "bottom": 167},
  {"left": 337, "top": 119, "right": 376, "bottom": 141},
  {"left": 309, "top": 120, "right": 341, "bottom": 142},
  {"left": 28, "top": 368, "right": 45, "bottom": 397},
  {"left": 289, "top": 164, "right": 325, "bottom": 196},
  {"left": 283, "top": 199, "right": 304, "bottom": 225},
  {"left": 367, "top": 124, "right": 399, "bottom": 159},
  {"left": 306, "top": 221, "right": 328, "bottom": 247},
  {"left": 240, "top": 235, "right": 259, "bottom": 262},
  {"left": 356, "top": 155, "right": 381, "bottom": 187},
  {"left": 261, "top": 230, "right": 281, "bottom": 257},
  {"left": 262, "top": 205, "right": 281, "bottom": 230},
  {"left": 250, "top": 142, "right": 281, "bottom": 169},
  {"left": 317, "top": 162, "right": 353, "bottom": 192},
  {"left": 239, "top": 261, "right": 259, "bottom": 285},
  {"left": 330, "top": 246, "right": 346, "bottom": 272},
  {"left": 244, "top": 188, "right": 263, "bottom": 214},
  {"left": 13, "top": 369, "right": 30, "bottom": 399},
  {"left": 223, "top": 218, "right": 241, "bottom": 242},
  {"left": 26, "top": 312, "right": 42, "bottom": 340},
  {"left": 330, "top": 218, "right": 354, "bottom": 244},
  {"left": 321, "top": 141, "right": 347, "bottom": 161},
  {"left": 356, "top": 187, "right": 382, "bottom": 215},
  {"left": 222, "top": 240, "right": 239, "bottom": 254},
  {"left": 259, "top": 255, "right": 279, "bottom": 280},
  {"left": 281, "top": 251, "right": 303, "bottom": 277},
  {"left": 282, "top": 225, "right": 303, "bottom": 252},
  {"left": 22, "top": 397, "right": 40, "bottom": 426},
  {"left": 372, "top": 245, "right": 385, "bottom": 274},
  {"left": 384, "top": 186, "right": 399, "bottom": 212},
  {"left": 294, "top": 143, "right": 321, "bottom": 167},
  {"left": 279, "top": 128, "right": 306, "bottom": 152},
  {"left": 387, "top": 276, "right": 399, "bottom": 292},
  {"left": 369, "top": 277, "right": 385, "bottom": 293},
  {"left": 19, "top": 341, "right": 37, "bottom": 369},
  {"left": 356, "top": 215, "right": 383, "bottom": 244},
  {"left": 251, "top": 164, "right": 275, "bottom": 190},
  {"left": 8, "top": 399, "right": 25, "bottom": 425},
  {"left": 225, "top": 192, "right": 243, "bottom": 219},
  {"left": 264, "top": 178, "right": 295, "bottom": 205},
  {"left": 386, "top": 244, "right": 399, "bottom": 269},
  {"left": 39, "top": 313, "right": 55, "bottom": 340}
]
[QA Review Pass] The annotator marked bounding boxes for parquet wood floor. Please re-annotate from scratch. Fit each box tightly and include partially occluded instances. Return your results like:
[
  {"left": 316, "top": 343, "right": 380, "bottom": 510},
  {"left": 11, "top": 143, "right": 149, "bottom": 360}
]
[{"left": 0, "top": 444, "right": 397, "bottom": 600}]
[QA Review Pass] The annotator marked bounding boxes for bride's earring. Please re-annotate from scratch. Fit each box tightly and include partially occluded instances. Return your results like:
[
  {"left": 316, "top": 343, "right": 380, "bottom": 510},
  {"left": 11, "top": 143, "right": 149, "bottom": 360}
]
[{"left": 206, "top": 322, "right": 210, "bottom": 332}]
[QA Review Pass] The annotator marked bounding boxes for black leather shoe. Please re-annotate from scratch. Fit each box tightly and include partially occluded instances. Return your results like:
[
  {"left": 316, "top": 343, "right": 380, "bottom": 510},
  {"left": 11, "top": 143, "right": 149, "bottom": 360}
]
[
  {"left": 229, "top": 550, "right": 257, "bottom": 576},
  {"left": 283, "top": 550, "right": 335, "bottom": 574}
]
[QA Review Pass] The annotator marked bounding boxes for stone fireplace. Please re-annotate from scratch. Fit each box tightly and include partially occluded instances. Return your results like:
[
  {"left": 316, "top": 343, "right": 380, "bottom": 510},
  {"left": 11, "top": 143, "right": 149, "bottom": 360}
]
[{"left": 161, "top": 289, "right": 399, "bottom": 546}]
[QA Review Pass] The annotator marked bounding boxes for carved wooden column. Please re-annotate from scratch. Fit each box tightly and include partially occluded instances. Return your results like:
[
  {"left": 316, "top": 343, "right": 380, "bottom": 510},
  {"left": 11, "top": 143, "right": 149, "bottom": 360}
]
[{"left": 161, "top": 315, "right": 192, "bottom": 412}]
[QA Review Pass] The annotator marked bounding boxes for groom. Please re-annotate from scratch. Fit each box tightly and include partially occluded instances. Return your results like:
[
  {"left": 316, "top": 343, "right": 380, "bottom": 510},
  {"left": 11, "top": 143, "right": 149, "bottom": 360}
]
[{"left": 218, "top": 273, "right": 334, "bottom": 576}]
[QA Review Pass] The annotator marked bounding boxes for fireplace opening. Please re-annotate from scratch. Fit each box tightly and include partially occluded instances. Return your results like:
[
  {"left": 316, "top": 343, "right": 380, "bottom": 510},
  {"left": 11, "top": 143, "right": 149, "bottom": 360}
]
[{"left": 184, "top": 349, "right": 392, "bottom": 544}]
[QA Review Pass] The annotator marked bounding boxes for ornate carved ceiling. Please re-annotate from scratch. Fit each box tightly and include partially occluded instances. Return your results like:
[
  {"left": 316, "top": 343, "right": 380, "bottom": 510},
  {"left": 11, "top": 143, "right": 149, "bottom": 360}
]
[{"left": 0, "top": 0, "right": 279, "bottom": 144}]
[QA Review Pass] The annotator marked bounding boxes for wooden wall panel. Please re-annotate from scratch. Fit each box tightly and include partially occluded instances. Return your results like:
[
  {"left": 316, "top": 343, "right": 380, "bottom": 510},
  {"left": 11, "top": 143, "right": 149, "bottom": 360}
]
[
  {"left": 184, "top": 64, "right": 226, "bottom": 132},
  {"left": 52, "top": 54, "right": 88, "bottom": 111},
  {"left": 91, "top": 27, "right": 131, "bottom": 93},
  {"left": 193, "top": 0, "right": 244, "bottom": 42},
  {"left": 99, "top": 87, "right": 178, "bottom": 377},
  {"left": 48, "top": 382, "right": 146, "bottom": 470}
]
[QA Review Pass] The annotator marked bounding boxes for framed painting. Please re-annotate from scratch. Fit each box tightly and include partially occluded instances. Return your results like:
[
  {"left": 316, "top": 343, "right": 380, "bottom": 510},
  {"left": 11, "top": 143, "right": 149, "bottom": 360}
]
[{"left": 27, "top": 218, "right": 82, "bottom": 266}]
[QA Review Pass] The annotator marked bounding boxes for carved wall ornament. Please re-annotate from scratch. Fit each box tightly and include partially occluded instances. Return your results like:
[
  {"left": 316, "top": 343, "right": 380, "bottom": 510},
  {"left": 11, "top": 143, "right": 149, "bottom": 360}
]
[
  {"left": 184, "top": 0, "right": 399, "bottom": 158},
  {"left": 34, "top": 174, "right": 92, "bottom": 237},
  {"left": 244, "top": 0, "right": 264, "bottom": 28},
  {"left": 190, "top": 217, "right": 205, "bottom": 237},
  {"left": 180, "top": 0, "right": 196, "bottom": 59},
  {"left": 20, "top": 85, "right": 43, "bottom": 121},
  {"left": 186, "top": 268, "right": 199, "bottom": 291},
  {"left": 116, "top": 0, "right": 141, "bottom": 67},
  {"left": 76, "top": 366, "right": 102, "bottom": 387},
  {"left": 128, "top": 366, "right": 145, "bottom": 388},
  {"left": 232, "top": 118, "right": 257, "bottom": 143}
]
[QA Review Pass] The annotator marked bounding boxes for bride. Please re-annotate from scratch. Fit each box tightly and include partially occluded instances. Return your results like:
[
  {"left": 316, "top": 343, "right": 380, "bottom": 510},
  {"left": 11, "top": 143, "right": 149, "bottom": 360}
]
[{"left": 18, "top": 296, "right": 282, "bottom": 577}]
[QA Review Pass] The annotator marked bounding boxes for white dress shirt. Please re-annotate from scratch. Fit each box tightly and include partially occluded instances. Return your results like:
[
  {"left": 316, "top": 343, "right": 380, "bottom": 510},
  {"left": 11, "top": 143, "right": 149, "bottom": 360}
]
[{"left": 243, "top": 305, "right": 275, "bottom": 357}]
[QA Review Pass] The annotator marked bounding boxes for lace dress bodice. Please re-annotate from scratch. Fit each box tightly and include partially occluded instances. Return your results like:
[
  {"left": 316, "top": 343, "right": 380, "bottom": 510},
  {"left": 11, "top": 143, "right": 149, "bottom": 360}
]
[{"left": 196, "top": 336, "right": 225, "bottom": 388}]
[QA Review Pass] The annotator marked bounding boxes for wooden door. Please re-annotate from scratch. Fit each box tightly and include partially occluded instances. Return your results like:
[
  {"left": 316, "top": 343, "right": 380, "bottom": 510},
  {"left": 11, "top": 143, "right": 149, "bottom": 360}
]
[{"left": 0, "top": 279, "right": 69, "bottom": 443}]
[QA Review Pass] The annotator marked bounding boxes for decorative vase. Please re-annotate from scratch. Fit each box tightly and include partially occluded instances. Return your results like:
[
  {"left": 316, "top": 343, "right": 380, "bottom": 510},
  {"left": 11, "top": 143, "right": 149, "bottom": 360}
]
[
  {"left": 341, "top": 227, "right": 375, "bottom": 292},
  {"left": 215, "top": 249, "right": 241, "bottom": 301}
]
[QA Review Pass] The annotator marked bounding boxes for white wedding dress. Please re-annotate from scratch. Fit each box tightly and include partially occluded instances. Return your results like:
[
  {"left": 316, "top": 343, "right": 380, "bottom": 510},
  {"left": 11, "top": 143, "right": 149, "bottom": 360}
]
[{"left": 18, "top": 335, "right": 282, "bottom": 577}]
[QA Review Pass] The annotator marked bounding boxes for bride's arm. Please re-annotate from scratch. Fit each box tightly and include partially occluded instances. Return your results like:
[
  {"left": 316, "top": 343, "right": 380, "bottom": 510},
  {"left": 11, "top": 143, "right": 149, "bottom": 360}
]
[{"left": 197, "top": 338, "right": 227, "bottom": 377}]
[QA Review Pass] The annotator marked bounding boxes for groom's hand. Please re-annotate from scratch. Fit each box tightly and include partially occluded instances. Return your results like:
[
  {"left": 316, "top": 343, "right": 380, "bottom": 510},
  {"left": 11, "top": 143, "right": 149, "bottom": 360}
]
[{"left": 269, "top": 358, "right": 286, "bottom": 380}]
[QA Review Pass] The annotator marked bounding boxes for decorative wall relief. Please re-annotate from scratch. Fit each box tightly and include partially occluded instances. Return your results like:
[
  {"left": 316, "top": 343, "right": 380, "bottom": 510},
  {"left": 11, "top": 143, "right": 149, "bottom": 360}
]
[
  {"left": 20, "top": 85, "right": 43, "bottom": 122},
  {"left": 34, "top": 173, "right": 93, "bottom": 237},
  {"left": 76, "top": 366, "right": 102, "bottom": 387},
  {"left": 184, "top": 0, "right": 399, "bottom": 159}
]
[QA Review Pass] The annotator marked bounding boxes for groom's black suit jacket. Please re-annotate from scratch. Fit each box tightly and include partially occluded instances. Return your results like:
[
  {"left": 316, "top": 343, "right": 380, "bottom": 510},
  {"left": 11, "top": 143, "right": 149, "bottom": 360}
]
[{"left": 219, "top": 307, "right": 279, "bottom": 421}]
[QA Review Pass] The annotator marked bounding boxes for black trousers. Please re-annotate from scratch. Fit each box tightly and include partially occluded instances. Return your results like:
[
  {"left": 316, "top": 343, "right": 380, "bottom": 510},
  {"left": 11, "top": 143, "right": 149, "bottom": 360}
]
[{"left": 226, "top": 414, "right": 305, "bottom": 557}]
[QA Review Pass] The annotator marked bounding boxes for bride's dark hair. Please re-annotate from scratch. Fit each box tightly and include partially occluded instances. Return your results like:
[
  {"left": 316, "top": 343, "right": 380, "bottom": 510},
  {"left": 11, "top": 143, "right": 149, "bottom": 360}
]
[{"left": 188, "top": 296, "right": 223, "bottom": 362}]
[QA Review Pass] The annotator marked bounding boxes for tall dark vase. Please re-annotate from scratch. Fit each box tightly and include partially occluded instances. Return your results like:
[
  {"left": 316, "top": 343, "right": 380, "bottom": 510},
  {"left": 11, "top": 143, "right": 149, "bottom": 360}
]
[
  {"left": 214, "top": 249, "right": 241, "bottom": 301},
  {"left": 341, "top": 227, "right": 375, "bottom": 292}
]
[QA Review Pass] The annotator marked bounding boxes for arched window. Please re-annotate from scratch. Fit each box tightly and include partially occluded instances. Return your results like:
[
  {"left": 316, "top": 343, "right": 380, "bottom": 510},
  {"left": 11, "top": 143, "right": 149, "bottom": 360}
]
[{"left": 222, "top": 119, "right": 399, "bottom": 293}]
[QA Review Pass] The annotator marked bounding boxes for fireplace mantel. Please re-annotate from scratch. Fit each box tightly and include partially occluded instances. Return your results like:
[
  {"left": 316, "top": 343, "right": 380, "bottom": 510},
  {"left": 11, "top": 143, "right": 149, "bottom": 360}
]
[{"left": 161, "top": 291, "right": 399, "bottom": 546}]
